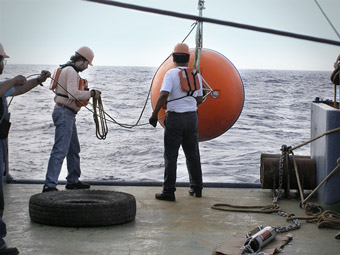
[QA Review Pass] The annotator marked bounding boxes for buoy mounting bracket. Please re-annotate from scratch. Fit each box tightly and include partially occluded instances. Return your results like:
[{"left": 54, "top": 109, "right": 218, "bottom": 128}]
[{"left": 211, "top": 90, "right": 219, "bottom": 99}]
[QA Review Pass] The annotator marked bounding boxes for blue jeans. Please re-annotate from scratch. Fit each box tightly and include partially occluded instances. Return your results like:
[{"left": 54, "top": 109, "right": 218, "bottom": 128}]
[
  {"left": 0, "top": 139, "right": 8, "bottom": 248},
  {"left": 45, "top": 107, "right": 81, "bottom": 188},
  {"left": 163, "top": 112, "right": 202, "bottom": 193}
]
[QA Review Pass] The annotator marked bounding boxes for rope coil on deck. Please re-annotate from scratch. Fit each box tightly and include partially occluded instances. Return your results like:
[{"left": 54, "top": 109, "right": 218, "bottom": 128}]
[
  {"left": 212, "top": 125, "right": 340, "bottom": 236},
  {"left": 211, "top": 203, "right": 280, "bottom": 214}
]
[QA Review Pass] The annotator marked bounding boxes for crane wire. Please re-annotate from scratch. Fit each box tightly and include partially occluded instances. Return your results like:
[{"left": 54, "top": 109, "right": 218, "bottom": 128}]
[
  {"left": 85, "top": 0, "right": 340, "bottom": 47},
  {"left": 314, "top": 0, "right": 340, "bottom": 41}
]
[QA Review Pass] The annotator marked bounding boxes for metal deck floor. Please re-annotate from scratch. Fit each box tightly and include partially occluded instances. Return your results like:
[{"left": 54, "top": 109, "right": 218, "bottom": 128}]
[{"left": 3, "top": 184, "right": 340, "bottom": 254}]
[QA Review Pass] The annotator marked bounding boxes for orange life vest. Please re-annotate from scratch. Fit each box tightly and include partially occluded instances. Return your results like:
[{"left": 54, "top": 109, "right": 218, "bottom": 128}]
[
  {"left": 162, "top": 68, "right": 201, "bottom": 109},
  {"left": 50, "top": 67, "right": 89, "bottom": 107},
  {"left": 178, "top": 68, "right": 201, "bottom": 95}
]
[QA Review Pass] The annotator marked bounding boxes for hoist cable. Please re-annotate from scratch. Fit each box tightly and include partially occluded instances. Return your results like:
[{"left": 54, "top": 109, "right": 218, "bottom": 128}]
[
  {"left": 182, "top": 22, "right": 198, "bottom": 43},
  {"left": 85, "top": 0, "right": 340, "bottom": 47},
  {"left": 193, "top": 0, "right": 204, "bottom": 71},
  {"left": 11, "top": 19, "right": 204, "bottom": 131},
  {"left": 314, "top": 0, "right": 340, "bottom": 41}
]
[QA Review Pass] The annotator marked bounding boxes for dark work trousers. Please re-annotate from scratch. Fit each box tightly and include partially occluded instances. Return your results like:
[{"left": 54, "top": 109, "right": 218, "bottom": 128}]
[
  {"left": 0, "top": 139, "right": 7, "bottom": 249},
  {"left": 163, "top": 111, "right": 202, "bottom": 193},
  {"left": 0, "top": 97, "right": 8, "bottom": 248}
]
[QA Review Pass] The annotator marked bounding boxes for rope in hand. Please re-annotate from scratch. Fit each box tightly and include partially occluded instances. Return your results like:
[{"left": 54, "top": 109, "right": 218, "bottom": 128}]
[
  {"left": 48, "top": 75, "right": 151, "bottom": 127},
  {"left": 92, "top": 94, "right": 108, "bottom": 140},
  {"left": 23, "top": 20, "right": 204, "bottom": 136}
]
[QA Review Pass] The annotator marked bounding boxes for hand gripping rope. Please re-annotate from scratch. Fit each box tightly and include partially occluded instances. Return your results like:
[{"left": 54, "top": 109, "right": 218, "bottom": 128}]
[
  {"left": 92, "top": 93, "right": 108, "bottom": 140},
  {"left": 19, "top": 13, "right": 213, "bottom": 140},
  {"left": 16, "top": 74, "right": 149, "bottom": 141}
]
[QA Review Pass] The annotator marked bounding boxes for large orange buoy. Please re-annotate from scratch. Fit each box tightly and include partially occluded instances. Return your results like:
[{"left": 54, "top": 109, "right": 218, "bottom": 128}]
[{"left": 151, "top": 48, "right": 244, "bottom": 142}]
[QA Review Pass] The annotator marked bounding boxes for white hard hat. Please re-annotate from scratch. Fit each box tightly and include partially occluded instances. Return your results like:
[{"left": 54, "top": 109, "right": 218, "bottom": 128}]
[
  {"left": 0, "top": 43, "right": 9, "bottom": 58},
  {"left": 76, "top": 46, "right": 94, "bottom": 66}
]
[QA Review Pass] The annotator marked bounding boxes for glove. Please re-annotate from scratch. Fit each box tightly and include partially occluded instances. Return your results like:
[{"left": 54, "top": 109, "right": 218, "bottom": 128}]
[
  {"left": 36, "top": 70, "right": 51, "bottom": 86},
  {"left": 91, "top": 89, "right": 101, "bottom": 99},
  {"left": 149, "top": 115, "right": 158, "bottom": 127},
  {"left": 39, "top": 70, "right": 51, "bottom": 83}
]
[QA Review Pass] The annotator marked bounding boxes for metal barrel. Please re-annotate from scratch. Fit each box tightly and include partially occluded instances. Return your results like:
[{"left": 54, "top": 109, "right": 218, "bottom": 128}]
[{"left": 260, "top": 154, "right": 316, "bottom": 189}]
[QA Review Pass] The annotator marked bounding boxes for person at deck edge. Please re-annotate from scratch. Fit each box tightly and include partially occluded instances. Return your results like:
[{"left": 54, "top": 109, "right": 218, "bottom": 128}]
[
  {"left": 149, "top": 43, "right": 203, "bottom": 202},
  {"left": 0, "top": 42, "right": 50, "bottom": 255},
  {"left": 43, "top": 46, "right": 101, "bottom": 192}
]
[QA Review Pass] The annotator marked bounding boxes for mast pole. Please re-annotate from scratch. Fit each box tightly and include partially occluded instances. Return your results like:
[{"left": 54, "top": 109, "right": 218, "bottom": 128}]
[{"left": 194, "top": 0, "right": 205, "bottom": 71}]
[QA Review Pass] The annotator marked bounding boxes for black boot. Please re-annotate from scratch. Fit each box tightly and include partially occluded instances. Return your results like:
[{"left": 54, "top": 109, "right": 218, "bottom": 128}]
[
  {"left": 189, "top": 189, "right": 202, "bottom": 197},
  {"left": 155, "top": 192, "right": 175, "bottom": 201},
  {"left": 0, "top": 246, "right": 19, "bottom": 255},
  {"left": 65, "top": 181, "right": 90, "bottom": 190}
]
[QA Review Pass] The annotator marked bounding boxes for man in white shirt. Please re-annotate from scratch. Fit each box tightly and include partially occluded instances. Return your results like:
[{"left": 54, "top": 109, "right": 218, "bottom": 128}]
[{"left": 149, "top": 43, "right": 203, "bottom": 201}]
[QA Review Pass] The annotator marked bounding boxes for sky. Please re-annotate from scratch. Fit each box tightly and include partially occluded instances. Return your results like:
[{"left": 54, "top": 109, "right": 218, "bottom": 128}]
[{"left": 1, "top": 0, "right": 340, "bottom": 71}]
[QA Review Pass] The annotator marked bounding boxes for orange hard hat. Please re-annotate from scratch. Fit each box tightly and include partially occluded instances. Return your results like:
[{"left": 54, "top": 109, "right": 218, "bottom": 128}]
[
  {"left": 76, "top": 46, "right": 94, "bottom": 66},
  {"left": 0, "top": 43, "right": 9, "bottom": 58},
  {"left": 172, "top": 43, "right": 190, "bottom": 55}
]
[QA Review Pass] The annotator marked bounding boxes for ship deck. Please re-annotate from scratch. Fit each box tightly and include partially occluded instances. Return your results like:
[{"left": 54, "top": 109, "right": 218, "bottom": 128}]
[{"left": 3, "top": 184, "right": 340, "bottom": 254}]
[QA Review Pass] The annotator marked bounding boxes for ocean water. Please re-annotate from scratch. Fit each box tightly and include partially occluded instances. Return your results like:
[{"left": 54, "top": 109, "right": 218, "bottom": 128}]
[{"left": 1, "top": 65, "right": 332, "bottom": 184}]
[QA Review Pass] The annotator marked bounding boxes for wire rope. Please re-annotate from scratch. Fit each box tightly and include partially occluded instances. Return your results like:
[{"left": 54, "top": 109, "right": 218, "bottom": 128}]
[
  {"left": 85, "top": 0, "right": 340, "bottom": 47},
  {"left": 5, "top": 9, "right": 206, "bottom": 132},
  {"left": 314, "top": 0, "right": 340, "bottom": 41}
]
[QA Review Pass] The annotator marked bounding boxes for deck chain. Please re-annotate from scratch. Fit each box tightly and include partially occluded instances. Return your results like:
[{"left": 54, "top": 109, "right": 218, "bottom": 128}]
[{"left": 273, "top": 211, "right": 301, "bottom": 233}]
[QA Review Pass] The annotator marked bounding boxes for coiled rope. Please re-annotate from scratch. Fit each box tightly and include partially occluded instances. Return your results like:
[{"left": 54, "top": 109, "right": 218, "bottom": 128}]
[
  {"left": 48, "top": 75, "right": 150, "bottom": 129},
  {"left": 92, "top": 94, "right": 108, "bottom": 140},
  {"left": 211, "top": 127, "right": 340, "bottom": 234},
  {"left": 17, "top": 16, "right": 204, "bottom": 138}
]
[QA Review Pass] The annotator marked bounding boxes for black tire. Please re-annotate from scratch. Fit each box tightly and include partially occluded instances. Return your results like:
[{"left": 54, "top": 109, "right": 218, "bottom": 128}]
[{"left": 29, "top": 190, "right": 136, "bottom": 227}]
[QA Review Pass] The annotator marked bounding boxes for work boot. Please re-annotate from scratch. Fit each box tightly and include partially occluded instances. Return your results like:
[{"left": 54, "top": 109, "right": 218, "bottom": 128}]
[
  {"left": 0, "top": 246, "right": 19, "bottom": 255},
  {"left": 65, "top": 181, "right": 90, "bottom": 190},
  {"left": 42, "top": 186, "right": 59, "bottom": 193},
  {"left": 189, "top": 189, "right": 202, "bottom": 197},
  {"left": 155, "top": 192, "right": 175, "bottom": 202}
]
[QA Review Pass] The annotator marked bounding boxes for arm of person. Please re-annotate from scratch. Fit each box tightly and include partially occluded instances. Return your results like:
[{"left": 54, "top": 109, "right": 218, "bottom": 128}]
[
  {"left": 149, "top": 91, "right": 169, "bottom": 127},
  {"left": 11, "top": 70, "right": 51, "bottom": 96},
  {"left": 66, "top": 69, "right": 92, "bottom": 101},
  {"left": 0, "top": 75, "right": 26, "bottom": 97}
]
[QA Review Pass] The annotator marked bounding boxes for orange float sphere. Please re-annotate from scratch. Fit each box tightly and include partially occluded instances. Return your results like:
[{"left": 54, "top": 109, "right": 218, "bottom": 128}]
[{"left": 151, "top": 48, "right": 244, "bottom": 142}]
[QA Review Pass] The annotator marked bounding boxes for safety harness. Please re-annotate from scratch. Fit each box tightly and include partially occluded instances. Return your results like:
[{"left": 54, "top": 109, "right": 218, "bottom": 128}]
[
  {"left": 165, "top": 67, "right": 201, "bottom": 105},
  {"left": 179, "top": 67, "right": 201, "bottom": 95},
  {"left": 50, "top": 62, "right": 89, "bottom": 107}
]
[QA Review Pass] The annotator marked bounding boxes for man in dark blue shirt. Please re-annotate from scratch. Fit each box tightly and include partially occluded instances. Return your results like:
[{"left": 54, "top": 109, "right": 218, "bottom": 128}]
[{"left": 0, "top": 42, "right": 50, "bottom": 255}]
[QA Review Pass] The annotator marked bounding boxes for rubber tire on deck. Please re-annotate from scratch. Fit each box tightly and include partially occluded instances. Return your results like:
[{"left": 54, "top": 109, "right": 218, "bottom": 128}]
[{"left": 29, "top": 190, "right": 136, "bottom": 227}]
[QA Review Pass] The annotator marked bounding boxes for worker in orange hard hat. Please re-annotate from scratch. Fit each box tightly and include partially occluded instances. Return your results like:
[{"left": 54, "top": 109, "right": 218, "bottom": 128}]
[
  {"left": 43, "top": 46, "right": 100, "bottom": 193},
  {"left": 172, "top": 42, "right": 190, "bottom": 54},
  {"left": 149, "top": 43, "right": 204, "bottom": 202},
  {"left": 0, "top": 42, "right": 51, "bottom": 255}
]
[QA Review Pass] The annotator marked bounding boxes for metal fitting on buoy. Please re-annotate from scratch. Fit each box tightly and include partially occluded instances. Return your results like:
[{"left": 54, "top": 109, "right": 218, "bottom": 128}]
[{"left": 211, "top": 90, "right": 219, "bottom": 98}]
